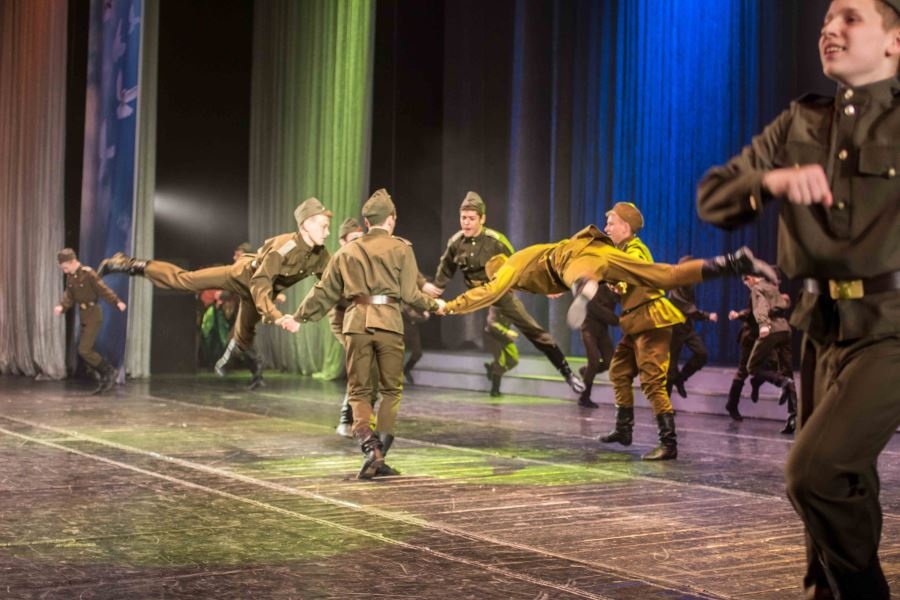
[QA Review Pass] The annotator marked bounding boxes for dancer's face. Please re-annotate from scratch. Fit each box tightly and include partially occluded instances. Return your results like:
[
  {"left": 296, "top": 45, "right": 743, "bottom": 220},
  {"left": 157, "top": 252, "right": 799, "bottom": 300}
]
[
  {"left": 820, "top": 0, "right": 900, "bottom": 87},
  {"left": 302, "top": 214, "right": 331, "bottom": 247},
  {"left": 604, "top": 212, "right": 632, "bottom": 245},
  {"left": 459, "top": 210, "right": 485, "bottom": 238}
]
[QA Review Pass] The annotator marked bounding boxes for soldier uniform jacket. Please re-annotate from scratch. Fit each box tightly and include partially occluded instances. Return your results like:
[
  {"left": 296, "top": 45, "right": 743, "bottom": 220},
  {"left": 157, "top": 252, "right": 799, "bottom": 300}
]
[
  {"left": 615, "top": 237, "right": 684, "bottom": 336},
  {"left": 242, "top": 232, "right": 331, "bottom": 324},
  {"left": 60, "top": 266, "right": 121, "bottom": 310},
  {"left": 293, "top": 229, "right": 439, "bottom": 335},
  {"left": 434, "top": 227, "right": 514, "bottom": 289},
  {"left": 669, "top": 285, "right": 711, "bottom": 324},
  {"left": 698, "top": 76, "right": 900, "bottom": 342},
  {"left": 750, "top": 280, "right": 790, "bottom": 334}
]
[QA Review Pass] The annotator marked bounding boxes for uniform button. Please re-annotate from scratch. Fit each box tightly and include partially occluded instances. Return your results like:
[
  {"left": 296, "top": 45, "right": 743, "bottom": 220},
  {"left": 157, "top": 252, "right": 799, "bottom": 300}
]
[
  {"left": 843, "top": 89, "right": 854, "bottom": 100},
  {"left": 888, "top": 167, "right": 896, "bottom": 178},
  {"left": 843, "top": 105, "right": 856, "bottom": 116},
  {"left": 836, "top": 201, "right": 846, "bottom": 210},
  {"left": 749, "top": 195, "right": 758, "bottom": 211},
  {"left": 838, "top": 149, "right": 848, "bottom": 160}
]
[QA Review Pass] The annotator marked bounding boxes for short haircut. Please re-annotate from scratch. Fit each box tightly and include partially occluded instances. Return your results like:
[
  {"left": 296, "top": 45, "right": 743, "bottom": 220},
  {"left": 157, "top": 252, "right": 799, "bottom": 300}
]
[{"left": 875, "top": 0, "right": 900, "bottom": 30}]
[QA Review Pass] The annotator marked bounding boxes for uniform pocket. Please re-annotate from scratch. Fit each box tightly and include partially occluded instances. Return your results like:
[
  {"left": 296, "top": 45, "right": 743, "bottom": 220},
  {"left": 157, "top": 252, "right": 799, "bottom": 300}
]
[
  {"left": 774, "top": 141, "right": 828, "bottom": 168},
  {"left": 858, "top": 144, "right": 900, "bottom": 177}
]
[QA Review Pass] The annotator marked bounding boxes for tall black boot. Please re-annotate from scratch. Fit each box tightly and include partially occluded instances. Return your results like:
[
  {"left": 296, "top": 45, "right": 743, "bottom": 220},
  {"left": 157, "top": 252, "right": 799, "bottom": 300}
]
[
  {"left": 643, "top": 412, "right": 677, "bottom": 461},
  {"left": 374, "top": 432, "right": 400, "bottom": 477},
  {"left": 668, "top": 372, "right": 687, "bottom": 398},
  {"left": 778, "top": 378, "right": 796, "bottom": 407},
  {"left": 356, "top": 431, "right": 385, "bottom": 480},
  {"left": 725, "top": 379, "right": 744, "bottom": 421},
  {"left": 781, "top": 388, "right": 797, "bottom": 434},
  {"left": 598, "top": 406, "right": 634, "bottom": 446},
  {"left": 559, "top": 361, "right": 585, "bottom": 394},
  {"left": 91, "top": 359, "right": 117, "bottom": 395},
  {"left": 484, "top": 362, "right": 503, "bottom": 396},
  {"left": 97, "top": 252, "right": 148, "bottom": 277},
  {"left": 243, "top": 346, "right": 265, "bottom": 390},
  {"left": 749, "top": 376, "right": 763, "bottom": 403},
  {"left": 578, "top": 390, "right": 599, "bottom": 409},
  {"left": 335, "top": 394, "right": 353, "bottom": 437},
  {"left": 214, "top": 339, "right": 239, "bottom": 376},
  {"left": 701, "top": 247, "right": 778, "bottom": 283}
]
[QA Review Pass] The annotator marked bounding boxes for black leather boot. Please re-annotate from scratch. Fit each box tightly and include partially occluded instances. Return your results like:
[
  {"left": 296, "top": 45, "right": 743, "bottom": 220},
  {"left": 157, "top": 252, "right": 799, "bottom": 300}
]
[
  {"left": 357, "top": 431, "right": 385, "bottom": 480},
  {"left": 89, "top": 360, "right": 116, "bottom": 395},
  {"left": 214, "top": 339, "right": 239, "bottom": 376},
  {"left": 643, "top": 412, "right": 677, "bottom": 461},
  {"left": 243, "top": 346, "right": 265, "bottom": 390},
  {"left": 335, "top": 394, "right": 353, "bottom": 438},
  {"left": 559, "top": 361, "right": 585, "bottom": 394},
  {"left": 578, "top": 391, "right": 599, "bottom": 409},
  {"left": 599, "top": 406, "right": 634, "bottom": 446},
  {"left": 701, "top": 247, "right": 778, "bottom": 283},
  {"left": 781, "top": 392, "right": 797, "bottom": 434},
  {"left": 97, "top": 252, "right": 148, "bottom": 277},
  {"left": 374, "top": 432, "right": 400, "bottom": 477},
  {"left": 778, "top": 379, "right": 796, "bottom": 407},
  {"left": 668, "top": 372, "right": 687, "bottom": 398},
  {"left": 749, "top": 376, "right": 763, "bottom": 403},
  {"left": 725, "top": 379, "right": 743, "bottom": 421}
]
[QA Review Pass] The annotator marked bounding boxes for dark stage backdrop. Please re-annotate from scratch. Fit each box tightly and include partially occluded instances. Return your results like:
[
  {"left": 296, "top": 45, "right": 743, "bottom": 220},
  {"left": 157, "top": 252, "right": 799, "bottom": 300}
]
[{"left": 371, "top": 0, "right": 833, "bottom": 364}]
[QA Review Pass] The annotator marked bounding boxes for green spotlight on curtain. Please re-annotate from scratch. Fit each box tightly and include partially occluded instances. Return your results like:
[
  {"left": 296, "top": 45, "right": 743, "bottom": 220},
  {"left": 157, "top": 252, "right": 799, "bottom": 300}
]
[{"left": 249, "top": 0, "right": 374, "bottom": 378}]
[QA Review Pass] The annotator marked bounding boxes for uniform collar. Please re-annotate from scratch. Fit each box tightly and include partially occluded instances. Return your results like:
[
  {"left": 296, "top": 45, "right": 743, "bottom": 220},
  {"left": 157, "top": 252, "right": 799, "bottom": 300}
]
[
  {"left": 366, "top": 228, "right": 390, "bottom": 238},
  {"left": 837, "top": 76, "right": 900, "bottom": 109},
  {"left": 293, "top": 231, "right": 315, "bottom": 251},
  {"left": 463, "top": 227, "right": 484, "bottom": 241}
]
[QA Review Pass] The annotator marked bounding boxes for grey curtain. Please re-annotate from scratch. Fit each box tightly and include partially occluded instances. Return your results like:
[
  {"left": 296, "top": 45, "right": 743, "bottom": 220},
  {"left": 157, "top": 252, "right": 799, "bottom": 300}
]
[
  {"left": 125, "top": 0, "right": 159, "bottom": 379},
  {"left": 249, "top": 0, "right": 375, "bottom": 377},
  {"left": 0, "top": 0, "right": 68, "bottom": 378}
]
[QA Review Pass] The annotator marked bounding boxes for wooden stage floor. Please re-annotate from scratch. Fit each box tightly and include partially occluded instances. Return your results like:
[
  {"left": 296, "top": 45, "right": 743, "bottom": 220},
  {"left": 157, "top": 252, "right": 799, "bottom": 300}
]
[{"left": 1, "top": 373, "right": 898, "bottom": 599}]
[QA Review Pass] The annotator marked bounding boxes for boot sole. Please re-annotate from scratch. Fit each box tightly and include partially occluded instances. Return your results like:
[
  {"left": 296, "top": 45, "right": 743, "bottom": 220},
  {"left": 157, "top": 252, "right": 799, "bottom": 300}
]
[{"left": 357, "top": 458, "right": 385, "bottom": 480}]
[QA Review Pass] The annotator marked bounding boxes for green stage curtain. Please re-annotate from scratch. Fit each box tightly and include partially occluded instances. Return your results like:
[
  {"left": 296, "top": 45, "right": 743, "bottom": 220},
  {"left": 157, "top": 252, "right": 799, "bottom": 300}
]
[{"left": 249, "top": 0, "right": 374, "bottom": 378}]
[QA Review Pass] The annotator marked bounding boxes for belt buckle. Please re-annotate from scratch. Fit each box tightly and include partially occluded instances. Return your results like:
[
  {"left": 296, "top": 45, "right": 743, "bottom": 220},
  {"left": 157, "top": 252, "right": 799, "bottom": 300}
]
[{"left": 828, "top": 279, "right": 863, "bottom": 300}]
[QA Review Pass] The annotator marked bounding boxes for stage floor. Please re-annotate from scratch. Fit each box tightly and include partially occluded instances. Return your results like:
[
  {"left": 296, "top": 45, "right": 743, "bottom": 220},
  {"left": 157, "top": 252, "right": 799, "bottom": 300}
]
[{"left": 1, "top": 373, "right": 898, "bottom": 599}]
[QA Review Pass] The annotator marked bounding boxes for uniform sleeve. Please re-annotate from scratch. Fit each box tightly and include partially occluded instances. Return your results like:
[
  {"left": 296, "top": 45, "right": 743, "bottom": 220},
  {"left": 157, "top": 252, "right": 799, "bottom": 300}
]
[
  {"left": 668, "top": 287, "right": 707, "bottom": 320},
  {"left": 697, "top": 107, "right": 793, "bottom": 229},
  {"left": 444, "top": 260, "right": 519, "bottom": 315},
  {"left": 400, "top": 249, "right": 439, "bottom": 313},
  {"left": 293, "top": 256, "right": 344, "bottom": 323},
  {"left": 751, "top": 287, "right": 772, "bottom": 328},
  {"left": 432, "top": 237, "right": 458, "bottom": 288},
  {"left": 89, "top": 271, "right": 123, "bottom": 305},
  {"left": 59, "top": 282, "right": 73, "bottom": 311},
  {"left": 249, "top": 248, "right": 288, "bottom": 323}
]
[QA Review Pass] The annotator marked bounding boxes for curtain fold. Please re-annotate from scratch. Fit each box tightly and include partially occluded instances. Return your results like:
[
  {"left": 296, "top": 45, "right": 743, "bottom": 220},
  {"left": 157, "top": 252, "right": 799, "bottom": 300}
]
[
  {"left": 0, "top": 0, "right": 68, "bottom": 378},
  {"left": 125, "top": 0, "right": 158, "bottom": 379},
  {"left": 250, "top": 0, "right": 374, "bottom": 377}
]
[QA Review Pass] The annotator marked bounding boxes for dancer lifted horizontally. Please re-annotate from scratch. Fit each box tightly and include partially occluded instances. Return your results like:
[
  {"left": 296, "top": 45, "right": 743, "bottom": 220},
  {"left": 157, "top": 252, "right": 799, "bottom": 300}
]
[{"left": 98, "top": 197, "right": 333, "bottom": 389}]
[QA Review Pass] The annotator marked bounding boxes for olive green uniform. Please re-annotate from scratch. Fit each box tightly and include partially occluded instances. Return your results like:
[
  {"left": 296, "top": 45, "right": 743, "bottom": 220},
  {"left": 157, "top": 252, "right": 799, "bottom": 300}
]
[
  {"left": 143, "top": 232, "right": 329, "bottom": 350},
  {"left": 698, "top": 77, "right": 900, "bottom": 597},
  {"left": 444, "top": 226, "right": 706, "bottom": 315},
  {"left": 435, "top": 227, "right": 564, "bottom": 379},
  {"left": 294, "top": 229, "right": 439, "bottom": 436},
  {"left": 59, "top": 266, "right": 122, "bottom": 369},
  {"left": 607, "top": 237, "right": 684, "bottom": 416}
]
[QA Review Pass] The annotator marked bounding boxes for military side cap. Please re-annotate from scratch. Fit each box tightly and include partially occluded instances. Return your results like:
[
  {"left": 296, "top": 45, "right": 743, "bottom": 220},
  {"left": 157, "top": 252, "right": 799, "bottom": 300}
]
[
  {"left": 57, "top": 248, "right": 77, "bottom": 263},
  {"left": 460, "top": 191, "right": 485, "bottom": 215},
  {"left": 362, "top": 188, "right": 396, "bottom": 223},
  {"left": 606, "top": 201, "right": 644, "bottom": 233},
  {"left": 339, "top": 217, "right": 363, "bottom": 239},
  {"left": 294, "top": 197, "right": 333, "bottom": 227}
]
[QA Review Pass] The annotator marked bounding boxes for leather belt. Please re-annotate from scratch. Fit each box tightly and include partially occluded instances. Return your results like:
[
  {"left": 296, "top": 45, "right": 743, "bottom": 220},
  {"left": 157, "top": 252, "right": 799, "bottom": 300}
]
[
  {"left": 352, "top": 295, "right": 399, "bottom": 305},
  {"left": 79, "top": 301, "right": 97, "bottom": 310},
  {"left": 803, "top": 270, "right": 900, "bottom": 300}
]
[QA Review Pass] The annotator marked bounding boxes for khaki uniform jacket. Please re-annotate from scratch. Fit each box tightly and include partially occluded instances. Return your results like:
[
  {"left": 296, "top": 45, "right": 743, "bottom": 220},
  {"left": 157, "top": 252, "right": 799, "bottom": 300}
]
[
  {"left": 60, "top": 266, "right": 121, "bottom": 311},
  {"left": 240, "top": 233, "right": 330, "bottom": 324},
  {"left": 697, "top": 77, "right": 900, "bottom": 342},
  {"left": 750, "top": 280, "right": 790, "bottom": 334},
  {"left": 434, "top": 227, "right": 514, "bottom": 289},
  {"left": 615, "top": 237, "right": 684, "bottom": 335},
  {"left": 293, "top": 229, "right": 439, "bottom": 335}
]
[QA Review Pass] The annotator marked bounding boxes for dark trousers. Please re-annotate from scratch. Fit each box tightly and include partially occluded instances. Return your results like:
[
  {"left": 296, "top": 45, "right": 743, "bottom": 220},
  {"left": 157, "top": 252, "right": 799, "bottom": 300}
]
[
  {"left": 403, "top": 322, "right": 423, "bottom": 373},
  {"left": 668, "top": 322, "right": 708, "bottom": 383},
  {"left": 345, "top": 329, "right": 405, "bottom": 436},
  {"left": 580, "top": 319, "right": 614, "bottom": 396},
  {"left": 77, "top": 305, "right": 104, "bottom": 368},
  {"left": 785, "top": 333, "right": 900, "bottom": 599},
  {"left": 747, "top": 330, "right": 793, "bottom": 388},
  {"left": 488, "top": 291, "right": 565, "bottom": 374}
]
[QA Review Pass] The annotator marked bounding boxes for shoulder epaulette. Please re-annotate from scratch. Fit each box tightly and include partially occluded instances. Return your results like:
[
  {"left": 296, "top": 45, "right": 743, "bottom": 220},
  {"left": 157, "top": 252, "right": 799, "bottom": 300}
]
[
  {"left": 277, "top": 239, "right": 297, "bottom": 257},
  {"left": 484, "top": 228, "right": 514, "bottom": 253},
  {"left": 392, "top": 235, "right": 413, "bottom": 246},
  {"left": 795, "top": 92, "right": 833, "bottom": 106},
  {"left": 448, "top": 230, "right": 465, "bottom": 246},
  {"left": 82, "top": 266, "right": 95, "bottom": 272}
]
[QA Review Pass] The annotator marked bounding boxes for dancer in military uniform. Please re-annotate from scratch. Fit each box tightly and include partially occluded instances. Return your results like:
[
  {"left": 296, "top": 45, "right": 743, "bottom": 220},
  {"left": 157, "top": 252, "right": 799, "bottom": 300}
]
[
  {"left": 422, "top": 192, "right": 584, "bottom": 396},
  {"left": 697, "top": 0, "right": 900, "bottom": 594},
  {"left": 98, "top": 197, "right": 332, "bottom": 389},
  {"left": 666, "top": 256, "right": 718, "bottom": 399},
  {"left": 597, "top": 203, "right": 685, "bottom": 461},
  {"left": 281, "top": 190, "right": 443, "bottom": 479},
  {"left": 54, "top": 248, "right": 126, "bottom": 394}
]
